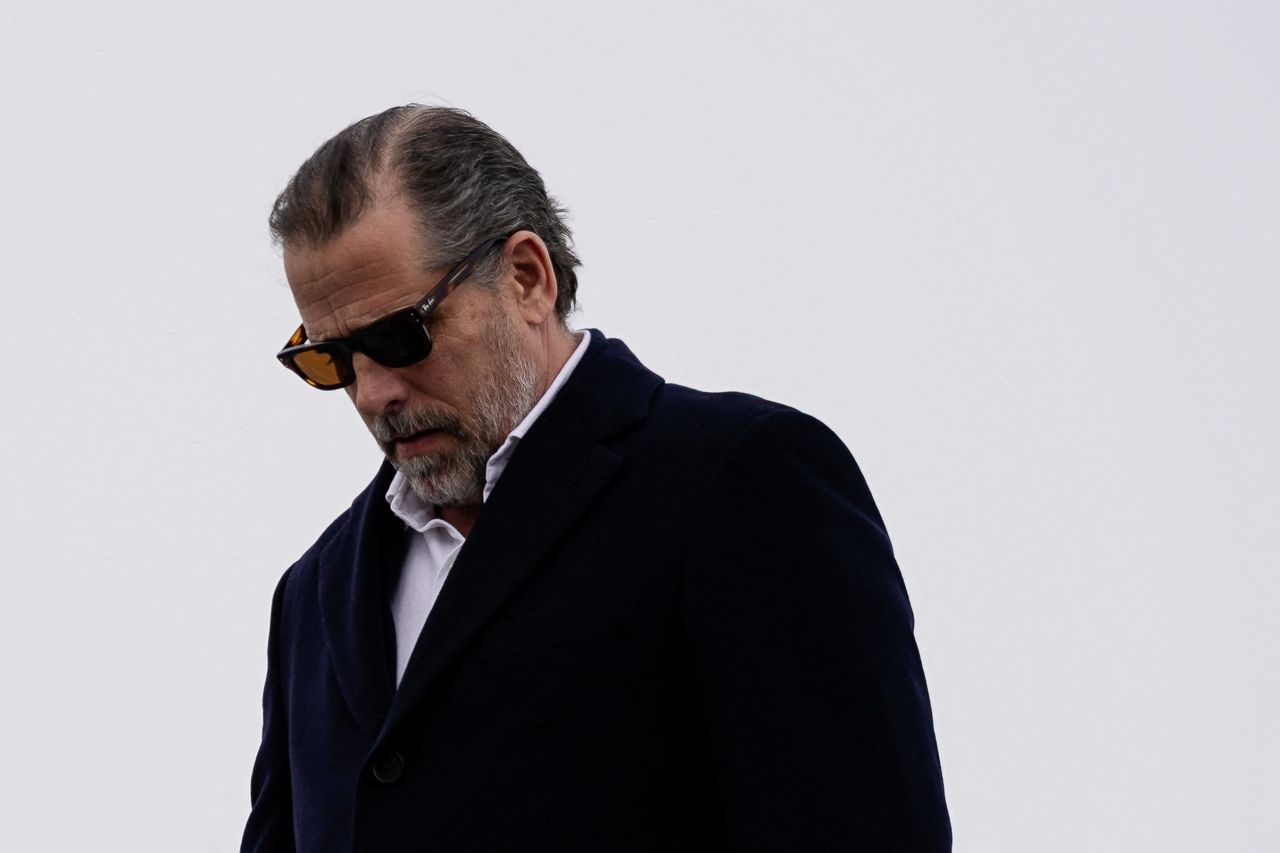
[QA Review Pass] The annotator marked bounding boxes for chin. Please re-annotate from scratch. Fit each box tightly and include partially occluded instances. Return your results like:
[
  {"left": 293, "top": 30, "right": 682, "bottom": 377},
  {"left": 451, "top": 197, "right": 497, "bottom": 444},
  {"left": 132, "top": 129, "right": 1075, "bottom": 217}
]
[
  {"left": 398, "top": 455, "right": 487, "bottom": 508},
  {"left": 406, "top": 477, "right": 484, "bottom": 509}
]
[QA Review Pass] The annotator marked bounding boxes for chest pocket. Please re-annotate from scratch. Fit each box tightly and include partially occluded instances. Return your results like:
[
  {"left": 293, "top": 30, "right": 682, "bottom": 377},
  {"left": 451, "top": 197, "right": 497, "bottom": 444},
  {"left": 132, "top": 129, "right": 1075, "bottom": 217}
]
[{"left": 473, "top": 594, "right": 639, "bottom": 664}]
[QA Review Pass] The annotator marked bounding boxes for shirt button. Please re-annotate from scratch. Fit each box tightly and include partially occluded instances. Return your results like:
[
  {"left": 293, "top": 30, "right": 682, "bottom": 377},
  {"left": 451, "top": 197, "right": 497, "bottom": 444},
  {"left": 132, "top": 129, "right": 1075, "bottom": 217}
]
[{"left": 371, "top": 750, "right": 405, "bottom": 784}]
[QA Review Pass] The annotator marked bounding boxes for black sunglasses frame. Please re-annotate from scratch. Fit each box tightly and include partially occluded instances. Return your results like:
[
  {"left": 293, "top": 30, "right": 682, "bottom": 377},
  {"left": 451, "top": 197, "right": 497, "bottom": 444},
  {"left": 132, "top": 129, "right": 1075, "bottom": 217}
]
[{"left": 277, "top": 235, "right": 511, "bottom": 390}]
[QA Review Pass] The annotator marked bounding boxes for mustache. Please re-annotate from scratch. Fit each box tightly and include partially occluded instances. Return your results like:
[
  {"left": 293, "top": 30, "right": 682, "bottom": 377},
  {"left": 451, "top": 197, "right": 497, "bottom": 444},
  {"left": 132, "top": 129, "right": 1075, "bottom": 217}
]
[{"left": 369, "top": 406, "right": 468, "bottom": 447}]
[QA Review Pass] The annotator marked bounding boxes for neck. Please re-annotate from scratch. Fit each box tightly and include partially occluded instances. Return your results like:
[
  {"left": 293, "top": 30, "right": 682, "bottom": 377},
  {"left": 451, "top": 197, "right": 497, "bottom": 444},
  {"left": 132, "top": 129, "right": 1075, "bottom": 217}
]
[
  {"left": 437, "top": 503, "right": 481, "bottom": 538},
  {"left": 536, "top": 323, "right": 580, "bottom": 397}
]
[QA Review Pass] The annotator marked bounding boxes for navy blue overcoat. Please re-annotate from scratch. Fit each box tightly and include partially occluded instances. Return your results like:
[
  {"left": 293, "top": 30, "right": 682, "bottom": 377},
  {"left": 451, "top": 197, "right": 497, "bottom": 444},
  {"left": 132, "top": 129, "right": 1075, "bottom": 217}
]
[{"left": 242, "top": 331, "right": 951, "bottom": 852}]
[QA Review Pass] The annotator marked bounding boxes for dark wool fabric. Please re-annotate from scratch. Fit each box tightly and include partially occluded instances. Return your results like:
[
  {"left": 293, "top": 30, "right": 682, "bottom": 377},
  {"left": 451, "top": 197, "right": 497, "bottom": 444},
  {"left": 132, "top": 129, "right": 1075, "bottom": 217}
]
[{"left": 242, "top": 330, "right": 951, "bottom": 852}]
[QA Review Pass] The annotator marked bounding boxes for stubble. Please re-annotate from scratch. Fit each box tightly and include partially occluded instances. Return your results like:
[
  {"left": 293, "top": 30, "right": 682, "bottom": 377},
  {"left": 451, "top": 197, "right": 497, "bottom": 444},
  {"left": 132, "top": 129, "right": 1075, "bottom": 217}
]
[{"left": 367, "top": 311, "right": 540, "bottom": 508}]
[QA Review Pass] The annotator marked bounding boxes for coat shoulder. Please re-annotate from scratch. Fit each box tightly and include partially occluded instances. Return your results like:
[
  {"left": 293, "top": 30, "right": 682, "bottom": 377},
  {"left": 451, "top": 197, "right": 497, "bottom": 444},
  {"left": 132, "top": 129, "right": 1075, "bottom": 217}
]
[
  {"left": 643, "top": 382, "right": 852, "bottom": 469},
  {"left": 649, "top": 382, "right": 803, "bottom": 441}
]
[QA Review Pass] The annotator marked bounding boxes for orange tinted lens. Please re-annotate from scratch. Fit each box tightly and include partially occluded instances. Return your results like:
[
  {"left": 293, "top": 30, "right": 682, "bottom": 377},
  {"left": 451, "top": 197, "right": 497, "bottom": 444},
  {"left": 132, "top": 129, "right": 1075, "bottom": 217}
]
[{"left": 291, "top": 349, "right": 346, "bottom": 388}]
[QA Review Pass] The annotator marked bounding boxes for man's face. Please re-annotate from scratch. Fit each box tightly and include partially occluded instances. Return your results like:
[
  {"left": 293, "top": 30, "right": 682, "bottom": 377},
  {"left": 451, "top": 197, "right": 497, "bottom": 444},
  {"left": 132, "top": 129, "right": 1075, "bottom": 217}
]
[{"left": 283, "top": 198, "right": 539, "bottom": 507}]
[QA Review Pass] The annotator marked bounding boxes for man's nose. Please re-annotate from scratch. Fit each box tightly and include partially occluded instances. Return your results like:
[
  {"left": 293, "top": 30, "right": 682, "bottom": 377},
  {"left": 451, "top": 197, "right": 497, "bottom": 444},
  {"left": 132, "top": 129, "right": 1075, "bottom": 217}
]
[{"left": 349, "top": 352, "right": 412, "bottom": 416}]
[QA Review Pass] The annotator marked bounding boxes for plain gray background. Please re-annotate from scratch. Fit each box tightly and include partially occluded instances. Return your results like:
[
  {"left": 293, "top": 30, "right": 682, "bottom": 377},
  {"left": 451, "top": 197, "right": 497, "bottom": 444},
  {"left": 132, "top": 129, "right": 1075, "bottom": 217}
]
[{"left": 1, "top": 2, "right": 1276, "bottom": 850}]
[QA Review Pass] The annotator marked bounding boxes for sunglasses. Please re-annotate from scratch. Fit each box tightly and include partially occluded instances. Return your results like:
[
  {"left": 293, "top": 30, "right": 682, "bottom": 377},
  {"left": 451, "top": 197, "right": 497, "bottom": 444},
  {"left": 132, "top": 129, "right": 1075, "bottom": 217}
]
[{"left": 277, "top": 235, "right": 510, "bottom": 390}]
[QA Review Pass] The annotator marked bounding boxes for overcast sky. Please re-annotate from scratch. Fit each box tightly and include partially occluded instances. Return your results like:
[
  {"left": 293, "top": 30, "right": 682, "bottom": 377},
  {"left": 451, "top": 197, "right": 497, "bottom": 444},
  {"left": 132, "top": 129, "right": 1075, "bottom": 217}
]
[{"left": 1, "top": 2, "right": 1276, "bottom": 850}]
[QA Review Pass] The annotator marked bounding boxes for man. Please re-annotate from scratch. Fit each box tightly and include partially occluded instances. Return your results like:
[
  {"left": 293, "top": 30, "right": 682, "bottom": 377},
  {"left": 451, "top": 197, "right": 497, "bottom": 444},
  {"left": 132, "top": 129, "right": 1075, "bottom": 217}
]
[{"left": 243, "top": 105, "right": 951, "bottom": 852}]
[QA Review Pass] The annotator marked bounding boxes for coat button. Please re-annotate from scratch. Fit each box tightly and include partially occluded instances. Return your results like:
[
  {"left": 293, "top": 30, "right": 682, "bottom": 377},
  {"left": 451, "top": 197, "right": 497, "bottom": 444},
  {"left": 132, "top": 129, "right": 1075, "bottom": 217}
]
[{"left": 371, "top": 750, "right": 405, "bottom": 784}]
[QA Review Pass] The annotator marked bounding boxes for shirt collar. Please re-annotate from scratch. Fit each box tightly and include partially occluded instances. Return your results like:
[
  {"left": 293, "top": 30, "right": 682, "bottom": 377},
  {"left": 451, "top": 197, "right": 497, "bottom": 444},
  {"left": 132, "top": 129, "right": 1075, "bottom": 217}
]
[{"left": 385, "top": 330, "right": 591, "bottom": 531}]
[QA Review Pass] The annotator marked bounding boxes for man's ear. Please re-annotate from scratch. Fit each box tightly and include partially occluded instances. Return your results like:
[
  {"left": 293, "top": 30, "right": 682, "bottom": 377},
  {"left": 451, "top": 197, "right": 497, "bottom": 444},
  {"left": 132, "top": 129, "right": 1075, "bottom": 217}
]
[{"left": 502, "top": 230, "right": 558, "bottom": 325}]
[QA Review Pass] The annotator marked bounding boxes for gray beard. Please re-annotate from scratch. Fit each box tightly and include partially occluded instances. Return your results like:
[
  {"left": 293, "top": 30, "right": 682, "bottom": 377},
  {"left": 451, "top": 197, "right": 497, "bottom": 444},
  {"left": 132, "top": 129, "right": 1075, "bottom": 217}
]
[{"left": 368, "top": 316, "right": 540, "bottom": 508}]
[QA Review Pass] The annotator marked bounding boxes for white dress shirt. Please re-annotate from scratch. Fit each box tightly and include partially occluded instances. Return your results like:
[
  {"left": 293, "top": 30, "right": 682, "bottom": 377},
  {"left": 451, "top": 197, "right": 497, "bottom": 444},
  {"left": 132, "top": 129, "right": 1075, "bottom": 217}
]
[{"left": 384, "top": 331, "right": 590, "bottom": 685}]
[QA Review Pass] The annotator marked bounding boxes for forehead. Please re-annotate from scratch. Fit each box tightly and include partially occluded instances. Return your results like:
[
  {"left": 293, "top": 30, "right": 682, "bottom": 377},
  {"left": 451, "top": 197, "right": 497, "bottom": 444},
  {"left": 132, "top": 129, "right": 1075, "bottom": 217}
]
[{"left": 284, "top": 200, "right": 435, "bottom": 340}]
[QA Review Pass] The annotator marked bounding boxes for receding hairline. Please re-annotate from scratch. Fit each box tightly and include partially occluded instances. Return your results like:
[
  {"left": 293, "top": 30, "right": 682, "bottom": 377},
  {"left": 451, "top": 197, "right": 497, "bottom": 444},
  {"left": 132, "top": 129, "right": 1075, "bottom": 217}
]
[
  {"left": 275, "top": 109, "right": 421, "bottom": 253},
  {"left": 271, "top": 103, "right": 581, "bottom": 323}
]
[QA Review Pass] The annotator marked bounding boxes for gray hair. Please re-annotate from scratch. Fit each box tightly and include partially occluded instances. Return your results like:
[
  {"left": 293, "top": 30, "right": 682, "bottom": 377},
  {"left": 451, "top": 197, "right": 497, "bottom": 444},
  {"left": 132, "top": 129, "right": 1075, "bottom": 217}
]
[{"left": 269, "top": 105, "right": 580, "bottom": 322}]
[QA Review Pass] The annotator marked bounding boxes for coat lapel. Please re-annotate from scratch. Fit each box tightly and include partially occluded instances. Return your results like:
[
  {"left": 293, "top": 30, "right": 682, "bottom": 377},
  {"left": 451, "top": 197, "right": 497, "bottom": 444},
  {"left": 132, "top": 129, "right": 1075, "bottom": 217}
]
[
  {"left": 316, "top": 463, "right": 402, "bottom": 735},
  {"left": 379, "top": 331, "right": 663, "bottom": 739}
]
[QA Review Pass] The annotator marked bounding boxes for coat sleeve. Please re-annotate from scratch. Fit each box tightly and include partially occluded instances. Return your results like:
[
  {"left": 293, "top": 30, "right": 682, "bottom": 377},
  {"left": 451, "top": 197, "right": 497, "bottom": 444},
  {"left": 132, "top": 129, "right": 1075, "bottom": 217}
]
[
  {"left": 679, "top": 410, "right": 951, "bottom": 852},
  {"left": 241, "top": 569, "right": 296, "bottom": 853}
]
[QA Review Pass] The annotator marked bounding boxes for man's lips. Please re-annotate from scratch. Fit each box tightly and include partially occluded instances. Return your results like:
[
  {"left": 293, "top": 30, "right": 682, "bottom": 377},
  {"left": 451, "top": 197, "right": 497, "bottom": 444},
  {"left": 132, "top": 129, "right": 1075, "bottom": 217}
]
[{"left": 393, "top": 429, "right": 455, "bottom": 457}]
